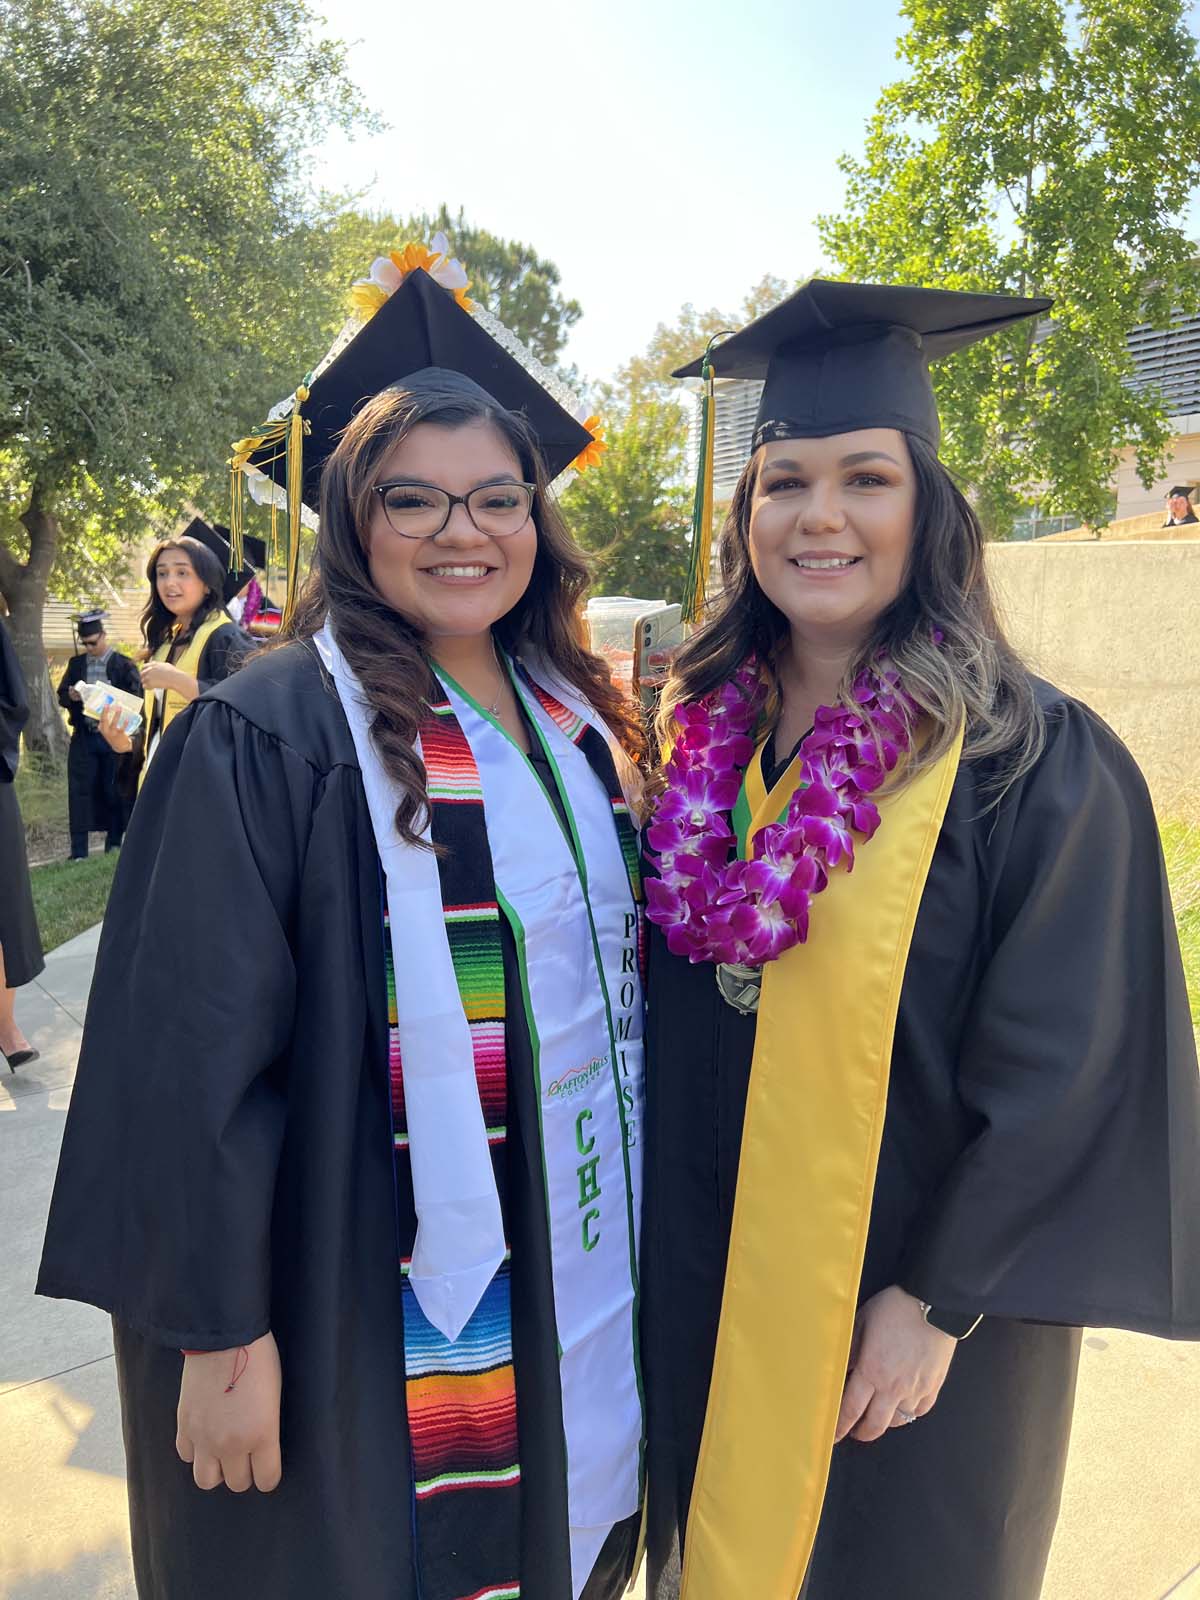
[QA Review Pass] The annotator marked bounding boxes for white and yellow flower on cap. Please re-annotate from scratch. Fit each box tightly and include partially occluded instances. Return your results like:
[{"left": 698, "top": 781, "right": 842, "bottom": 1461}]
[
  {"left": 229, "top": 229, "right": 610, "bottom": 623},
  {"left": 351, "top": 232, "right": 474, "bottom": 321},
  {"left": 572, "top": 403, "right": 608, "bottom": 473}
]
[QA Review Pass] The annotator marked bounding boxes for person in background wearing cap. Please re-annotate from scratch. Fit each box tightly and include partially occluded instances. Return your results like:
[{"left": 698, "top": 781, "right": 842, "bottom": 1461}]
[
  {"left": 39, "top": 246, "right": 646, "bottom": 1600},
  {"left": 1164, "top": 484, "right": 1198, "bottom": 525},
  {"left": 97, "top": 526, "right": 251, "bottom": 782},
  {"left": 640, "top": 280, "right": 1200, "bottom": 1600},
  {"left": 56, "top": 610, "right": 143, "bottom": 860},
  {"left": 0, "top": 612, "right": 44, "bottom": 1072},
  {"left": 190, "top": 518, "right": 272, "bottom": 630}
]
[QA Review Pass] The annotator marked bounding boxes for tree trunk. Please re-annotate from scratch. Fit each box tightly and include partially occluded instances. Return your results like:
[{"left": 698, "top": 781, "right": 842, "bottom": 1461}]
[{"left": 0, "top": 485, "right": 68, "bottom": 759}]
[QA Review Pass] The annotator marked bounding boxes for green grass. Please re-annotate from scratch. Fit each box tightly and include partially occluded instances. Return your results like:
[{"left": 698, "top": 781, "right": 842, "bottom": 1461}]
[
  {"left": 16, "top": 746, "right": 121, "bottom": 951},
  {"left": 29, "top": 852, "right": 119, "bottom": 953},
  {"left": 13, "top": 751, "right": 70, "bottom": 859},
  {"left": 1161, "top": 818, "right": 1200, "bottom": 1027}
]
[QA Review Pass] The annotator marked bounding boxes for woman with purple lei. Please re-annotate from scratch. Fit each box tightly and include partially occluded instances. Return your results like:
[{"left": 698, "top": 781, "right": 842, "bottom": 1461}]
[{"left": 641, "top": 279, "right": 1200, "bottom": 1600}]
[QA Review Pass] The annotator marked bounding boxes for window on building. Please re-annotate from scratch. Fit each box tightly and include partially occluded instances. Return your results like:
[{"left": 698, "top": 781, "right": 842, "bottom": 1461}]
[{"left": 1126, "top": 307, "right": 1200, "bottom": 419}]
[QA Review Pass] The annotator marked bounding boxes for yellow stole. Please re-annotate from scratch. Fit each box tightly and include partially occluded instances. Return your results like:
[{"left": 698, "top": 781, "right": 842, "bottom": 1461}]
[
  {"left": 142, "top": 611, "right": 229, "bottom": 765},
  {"left": 680, "top": 723, "right": 964, "bottom": 1600}
]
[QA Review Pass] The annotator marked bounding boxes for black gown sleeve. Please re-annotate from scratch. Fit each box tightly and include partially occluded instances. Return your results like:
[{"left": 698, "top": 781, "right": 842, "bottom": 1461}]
[
  {"left": 56, "top": 658, "right": 75, "bottom": 711},
  {"left": 37, "top": 697, "right": 319, "bottom": 1349},
  {"left": 0, "top": 617, "right": 30, "bottom": 780},
  {"left": 196, "top": 622, "right": 253, "bottom": 695},
  {"left": 901, "top": 698, "right": 1200, "bottom": 1337}
]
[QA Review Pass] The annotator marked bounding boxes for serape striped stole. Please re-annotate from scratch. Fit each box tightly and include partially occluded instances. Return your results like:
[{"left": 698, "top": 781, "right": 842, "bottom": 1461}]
[{"left": 384, "top": 675, "right": 642, "bottom": 1600}]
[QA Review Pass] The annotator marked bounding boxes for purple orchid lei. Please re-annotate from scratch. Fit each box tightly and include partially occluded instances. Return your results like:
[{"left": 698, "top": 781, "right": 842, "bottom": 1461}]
[{"left": 644, "top": 658, "right": 920, "bottom": 966}]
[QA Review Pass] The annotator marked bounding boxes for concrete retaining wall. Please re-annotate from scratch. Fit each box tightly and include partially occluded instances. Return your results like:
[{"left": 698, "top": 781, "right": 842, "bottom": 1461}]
[{"left": 985, "top": 539, "right": 1200, "bottom": 814}]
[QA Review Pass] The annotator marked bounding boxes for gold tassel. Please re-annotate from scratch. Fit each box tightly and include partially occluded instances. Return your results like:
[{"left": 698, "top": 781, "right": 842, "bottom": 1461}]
[
  {"left": 228, "top": 384, "right": 309, "bottom": 628},
  {"left": 697, "top": 359, "right": 716, "bottom": 611},
  {"left": 681, "top": 349, "right": 720, "bottom": 624},
  {"left": 281, "top": 385, "right": 308, "bottom": 628},
  {"left": 229, "top": 460, "right": 244, "bottom": 570}
]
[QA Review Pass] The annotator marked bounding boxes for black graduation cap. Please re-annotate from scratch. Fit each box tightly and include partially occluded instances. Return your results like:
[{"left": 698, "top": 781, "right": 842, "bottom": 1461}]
[
  {"left": 72, "top": 610, "right": 108, "bottom": 640},
  {"left": 179, "top": 516, "right": 264, "bottom": 603},
  {"left": 1167, "top": 485, "right": 1194, "bottom": 499},
  {"left": 673, "top": 278, "right": 1053, "bottom": 449},
  {"left": 246, "top": 268, "right": 594, "bottom": 509}
]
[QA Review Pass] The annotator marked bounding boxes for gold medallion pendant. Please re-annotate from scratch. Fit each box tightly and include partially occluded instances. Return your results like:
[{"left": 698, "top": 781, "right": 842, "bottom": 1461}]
[{"left": 715, "top": 962, "right": 762, "bottom": 1015}]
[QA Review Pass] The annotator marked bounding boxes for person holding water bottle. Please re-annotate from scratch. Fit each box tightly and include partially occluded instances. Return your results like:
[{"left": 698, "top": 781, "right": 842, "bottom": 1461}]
[{"left": 56, "top": 610, "right": 143, "bottom": 859}]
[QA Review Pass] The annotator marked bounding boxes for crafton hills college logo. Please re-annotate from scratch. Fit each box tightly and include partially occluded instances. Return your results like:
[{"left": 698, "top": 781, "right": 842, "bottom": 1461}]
[{"left": 544, "top": 1054, "right": 609, "bottom": 1104}]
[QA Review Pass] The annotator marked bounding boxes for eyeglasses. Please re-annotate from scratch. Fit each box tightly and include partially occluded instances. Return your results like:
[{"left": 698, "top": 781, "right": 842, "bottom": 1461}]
[{"left": 371, "top": 479, "right": 537, "bottom": 540}]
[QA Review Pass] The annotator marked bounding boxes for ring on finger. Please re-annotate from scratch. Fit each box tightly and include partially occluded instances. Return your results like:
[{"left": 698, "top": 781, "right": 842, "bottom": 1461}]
[{"left": 894, "top": 1407, "right": 917, "bottom": 1425}]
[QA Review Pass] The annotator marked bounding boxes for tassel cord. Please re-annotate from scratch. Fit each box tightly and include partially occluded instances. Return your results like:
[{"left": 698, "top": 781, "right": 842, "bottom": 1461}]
[{"left": 680, "top": 334, "right": 732, "bottom": 626}]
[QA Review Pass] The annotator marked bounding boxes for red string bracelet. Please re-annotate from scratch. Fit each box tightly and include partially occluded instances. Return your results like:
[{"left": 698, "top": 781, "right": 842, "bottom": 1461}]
[{"left": 180, "top": 1346, "right": 251, "bottom": 1392}]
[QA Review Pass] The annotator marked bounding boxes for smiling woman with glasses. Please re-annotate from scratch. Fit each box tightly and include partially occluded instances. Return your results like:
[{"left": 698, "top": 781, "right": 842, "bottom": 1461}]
[{"left": 40, "top": 252, "right": 649, "bottom": 1600}]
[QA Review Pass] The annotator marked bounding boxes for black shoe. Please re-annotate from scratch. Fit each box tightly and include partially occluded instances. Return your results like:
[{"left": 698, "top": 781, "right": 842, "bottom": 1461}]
[{"left": 3, "top": 1047, "right": 39, "bottom": 1073}]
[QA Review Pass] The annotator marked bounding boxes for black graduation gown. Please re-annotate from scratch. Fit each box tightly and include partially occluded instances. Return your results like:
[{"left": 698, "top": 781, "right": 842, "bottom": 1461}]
[
  {"left": 57, "top": 648, "right": 144, "bottom": 737},
  {"left": 190, "top": 620, "right": 252, "bottom": 694},
  {"left": 58, "top": 649, "right": 143, "bottom": 848},
  {"left": 643, "top": 678, "right": 1200, "bottom": 1600},
  {"left": 0, "top": 617, "right": 43, "bottom": 987},
  {"left": 37, "top": 639, "right": 636, "bottom": 1600}
]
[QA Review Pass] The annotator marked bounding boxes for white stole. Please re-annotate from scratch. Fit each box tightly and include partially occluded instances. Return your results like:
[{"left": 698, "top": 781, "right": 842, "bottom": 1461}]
[{"left": 314, "top": 625, "right": 644, "bottom": 1597}]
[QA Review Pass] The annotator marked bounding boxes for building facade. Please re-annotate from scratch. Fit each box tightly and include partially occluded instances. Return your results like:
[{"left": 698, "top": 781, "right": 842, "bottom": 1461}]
[
  {"left": 1114, "top": 304, "right": 1200, "bottom": 520},
  {"left": 687, "top": 299, "right": 1200, "bottom": 529}
]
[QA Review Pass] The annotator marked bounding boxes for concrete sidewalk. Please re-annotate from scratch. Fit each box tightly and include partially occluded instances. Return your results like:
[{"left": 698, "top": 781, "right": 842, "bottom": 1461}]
[
  {"left": 1, "top": 926, "right": 132, "bottom": 1599},
  {"left": 1, "top": 926, "right": 1197, "bottom": 1598}
]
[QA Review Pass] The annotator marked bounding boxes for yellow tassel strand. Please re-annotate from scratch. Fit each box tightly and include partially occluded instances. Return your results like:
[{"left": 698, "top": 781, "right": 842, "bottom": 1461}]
[
  {"left": 228, "top": 384, "right": 310, "bottom": 628},
  {"left": 696, "top": 362, "right": 716, "bottom": 612},
  {"left": 681, "top": 333, "right": 733, "bottom": 624},
  {"left": 281, "top": 385, "right": 309, "bottom": 628},
  {"left": 681, "top": 351, "right": 719, "bottom": 625}
]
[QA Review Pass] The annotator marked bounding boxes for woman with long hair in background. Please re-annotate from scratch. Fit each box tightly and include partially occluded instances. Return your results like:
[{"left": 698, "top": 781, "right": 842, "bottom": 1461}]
[{"left": 98, "top": 531, "right": 249, "bottom": 778}]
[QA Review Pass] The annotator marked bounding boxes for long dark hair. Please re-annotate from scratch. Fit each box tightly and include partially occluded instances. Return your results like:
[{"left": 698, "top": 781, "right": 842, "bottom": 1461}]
[
  {"left": 659, "top": 433, "right": 1044, "bottom": 798},
  {"left": 288, "top": 379, "right": 646, "bottom": 847},
  {"left": 140, "top": 537, "right": 228, "bottom": 656}
]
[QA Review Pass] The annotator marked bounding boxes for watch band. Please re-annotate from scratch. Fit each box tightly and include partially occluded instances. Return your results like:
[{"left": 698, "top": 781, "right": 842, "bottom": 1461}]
[{"left": 918, "top": 1301, "right": 982, "bottom": 1340}]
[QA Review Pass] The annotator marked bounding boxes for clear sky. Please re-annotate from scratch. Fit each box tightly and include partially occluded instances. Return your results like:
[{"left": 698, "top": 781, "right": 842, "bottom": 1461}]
[{"left": 310, "top": 0, "right": 1199, "bottom": 389}]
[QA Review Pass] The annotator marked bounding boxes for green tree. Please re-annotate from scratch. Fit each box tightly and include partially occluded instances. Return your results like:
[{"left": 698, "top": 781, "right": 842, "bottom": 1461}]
[
  {"left": 620, "top": 275, "right": 794, "bottom": 393},
  {"left": 0, "top": 0, "right": 369, "bottom": 750},
  {"left": 429, "top": 206, "right": 582, "bottom": 368},
  {"left": 562, "top": 389, "right": 693, "bottom": 603},
  {"left": 564, "top": 276, "right": 797, "bottom": 604},
  {"left": 299, "top": 204, "right": 583, "bottom": 368},
  {"left": 819, "top": 0, "right": 1200, "bottom": 538}
]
